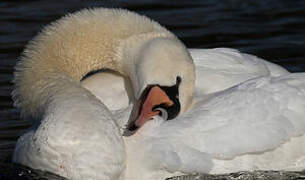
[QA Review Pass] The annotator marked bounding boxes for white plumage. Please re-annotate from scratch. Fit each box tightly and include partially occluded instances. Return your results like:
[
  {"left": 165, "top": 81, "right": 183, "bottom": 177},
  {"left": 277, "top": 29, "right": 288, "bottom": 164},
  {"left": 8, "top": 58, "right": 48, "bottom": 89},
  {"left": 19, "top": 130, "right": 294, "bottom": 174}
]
[
  {"left": 12, "top": 7, "right": 305, "bottom": 180},
  {"left": 130, "top": 73, "right": 305, "bottom": 175},
  {"left": 82, "top": 48, "right": 305, "bottom": 179},
  {"left": 13, "top": 8, "right": 195, "bottom": 180}
]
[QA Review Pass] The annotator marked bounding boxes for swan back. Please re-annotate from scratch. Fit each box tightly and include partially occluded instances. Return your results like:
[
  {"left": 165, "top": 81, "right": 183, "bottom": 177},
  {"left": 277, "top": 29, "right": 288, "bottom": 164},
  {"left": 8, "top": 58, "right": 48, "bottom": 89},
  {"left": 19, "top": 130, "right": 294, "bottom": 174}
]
[
  {"left": 190, "top": 48, "right": 289, "bottom": 94},
  {"left": 80, "top": 49, "right": 304, "bottom": 178}
]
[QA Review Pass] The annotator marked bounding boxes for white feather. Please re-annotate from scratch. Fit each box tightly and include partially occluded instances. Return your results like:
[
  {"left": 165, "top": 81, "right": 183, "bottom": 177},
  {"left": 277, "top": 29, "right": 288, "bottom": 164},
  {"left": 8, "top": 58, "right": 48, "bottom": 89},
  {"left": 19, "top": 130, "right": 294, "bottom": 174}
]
[{"left": 83, "top": 48, "right": 305, "bottom": 178}]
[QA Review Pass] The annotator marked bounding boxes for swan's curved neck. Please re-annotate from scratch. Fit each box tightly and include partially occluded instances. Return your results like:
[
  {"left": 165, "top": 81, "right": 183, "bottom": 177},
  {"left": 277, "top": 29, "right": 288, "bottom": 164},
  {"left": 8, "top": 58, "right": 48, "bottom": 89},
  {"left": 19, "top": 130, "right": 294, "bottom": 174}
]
[
  {"left": 12, "top": 9, "right": 195, "bottom": 179},
  {"left": 13, "top": 8, "right": 193, "bottom": 124},
  {"left": 117, "top": 32, "right": 176, "bottom": 98},
  {"left": 14, "top": 26, "right": 174, "bottom": 120}
]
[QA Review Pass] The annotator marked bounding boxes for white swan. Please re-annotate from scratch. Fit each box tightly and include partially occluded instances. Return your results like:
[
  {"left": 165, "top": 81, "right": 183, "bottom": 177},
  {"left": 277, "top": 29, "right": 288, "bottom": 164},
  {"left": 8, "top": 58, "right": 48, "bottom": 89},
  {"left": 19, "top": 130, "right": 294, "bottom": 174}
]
[
  {"left": 12, "top": 7, "right": 305, "bottom": 180},
  {"left": 81, "top": 48, "right": 305, "bottom": 179},
  {"left": 12, "top": 8, "right": 195, "bottom": 180}
]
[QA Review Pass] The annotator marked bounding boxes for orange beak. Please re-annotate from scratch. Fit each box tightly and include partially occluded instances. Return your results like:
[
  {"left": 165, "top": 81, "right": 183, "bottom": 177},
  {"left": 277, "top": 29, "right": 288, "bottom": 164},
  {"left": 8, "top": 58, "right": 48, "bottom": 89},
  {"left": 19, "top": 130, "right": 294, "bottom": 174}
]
[
  {"left": 124, "top": 85, "right": 174, "bottom": 135},
  {"left": 135, "top": 86, "right": 173, "bottom": 127},
  {"left": 124, "top": 77, "right": 182, "bottom": 136}
]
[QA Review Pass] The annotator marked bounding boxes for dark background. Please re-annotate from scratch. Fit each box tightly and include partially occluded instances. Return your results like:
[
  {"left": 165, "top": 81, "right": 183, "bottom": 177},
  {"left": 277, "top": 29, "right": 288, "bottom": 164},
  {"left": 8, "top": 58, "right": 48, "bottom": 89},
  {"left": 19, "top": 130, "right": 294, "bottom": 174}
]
[{"left": 0, "top": 0, "right": 305, "bottom": 174}]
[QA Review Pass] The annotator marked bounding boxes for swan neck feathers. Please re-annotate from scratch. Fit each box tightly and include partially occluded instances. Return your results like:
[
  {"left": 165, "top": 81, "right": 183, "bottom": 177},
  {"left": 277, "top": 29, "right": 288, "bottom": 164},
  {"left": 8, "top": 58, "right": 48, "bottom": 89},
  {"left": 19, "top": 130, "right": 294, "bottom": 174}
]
[
  {"left": 118, "top": 33, "right": 195, "bottom": 101},
  {"left": 12, "top": 8, "right": 195, "bottom": 119}
]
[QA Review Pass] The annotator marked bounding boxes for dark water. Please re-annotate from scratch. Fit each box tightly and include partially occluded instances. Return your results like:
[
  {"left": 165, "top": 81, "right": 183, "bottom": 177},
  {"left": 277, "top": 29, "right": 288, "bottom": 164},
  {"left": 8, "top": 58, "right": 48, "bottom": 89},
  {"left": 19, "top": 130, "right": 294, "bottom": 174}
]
[{"left": 0, "top": 0, "right": 305, "bottom": 178}]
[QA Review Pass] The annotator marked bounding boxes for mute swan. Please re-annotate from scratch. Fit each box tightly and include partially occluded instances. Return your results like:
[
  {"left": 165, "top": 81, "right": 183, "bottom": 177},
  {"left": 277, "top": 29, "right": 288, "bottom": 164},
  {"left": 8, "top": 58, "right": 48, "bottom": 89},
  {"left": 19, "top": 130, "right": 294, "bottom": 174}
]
[
  {"left": 12, "top": 7, "right": 305, "bottom": 180},
  {"left": 81, "top": 49, "right": 305, "bottom": 179},
  {"left": 12, "top": 8, "right": 195, "bottom": 179}
]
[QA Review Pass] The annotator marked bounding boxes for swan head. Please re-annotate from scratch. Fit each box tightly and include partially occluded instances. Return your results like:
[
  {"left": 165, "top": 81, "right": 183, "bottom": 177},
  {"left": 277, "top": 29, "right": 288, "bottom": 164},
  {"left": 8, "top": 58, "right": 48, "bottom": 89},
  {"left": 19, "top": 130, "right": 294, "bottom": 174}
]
[{"left": 124, "top": 37, "right": 195, "bottom": 135}]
